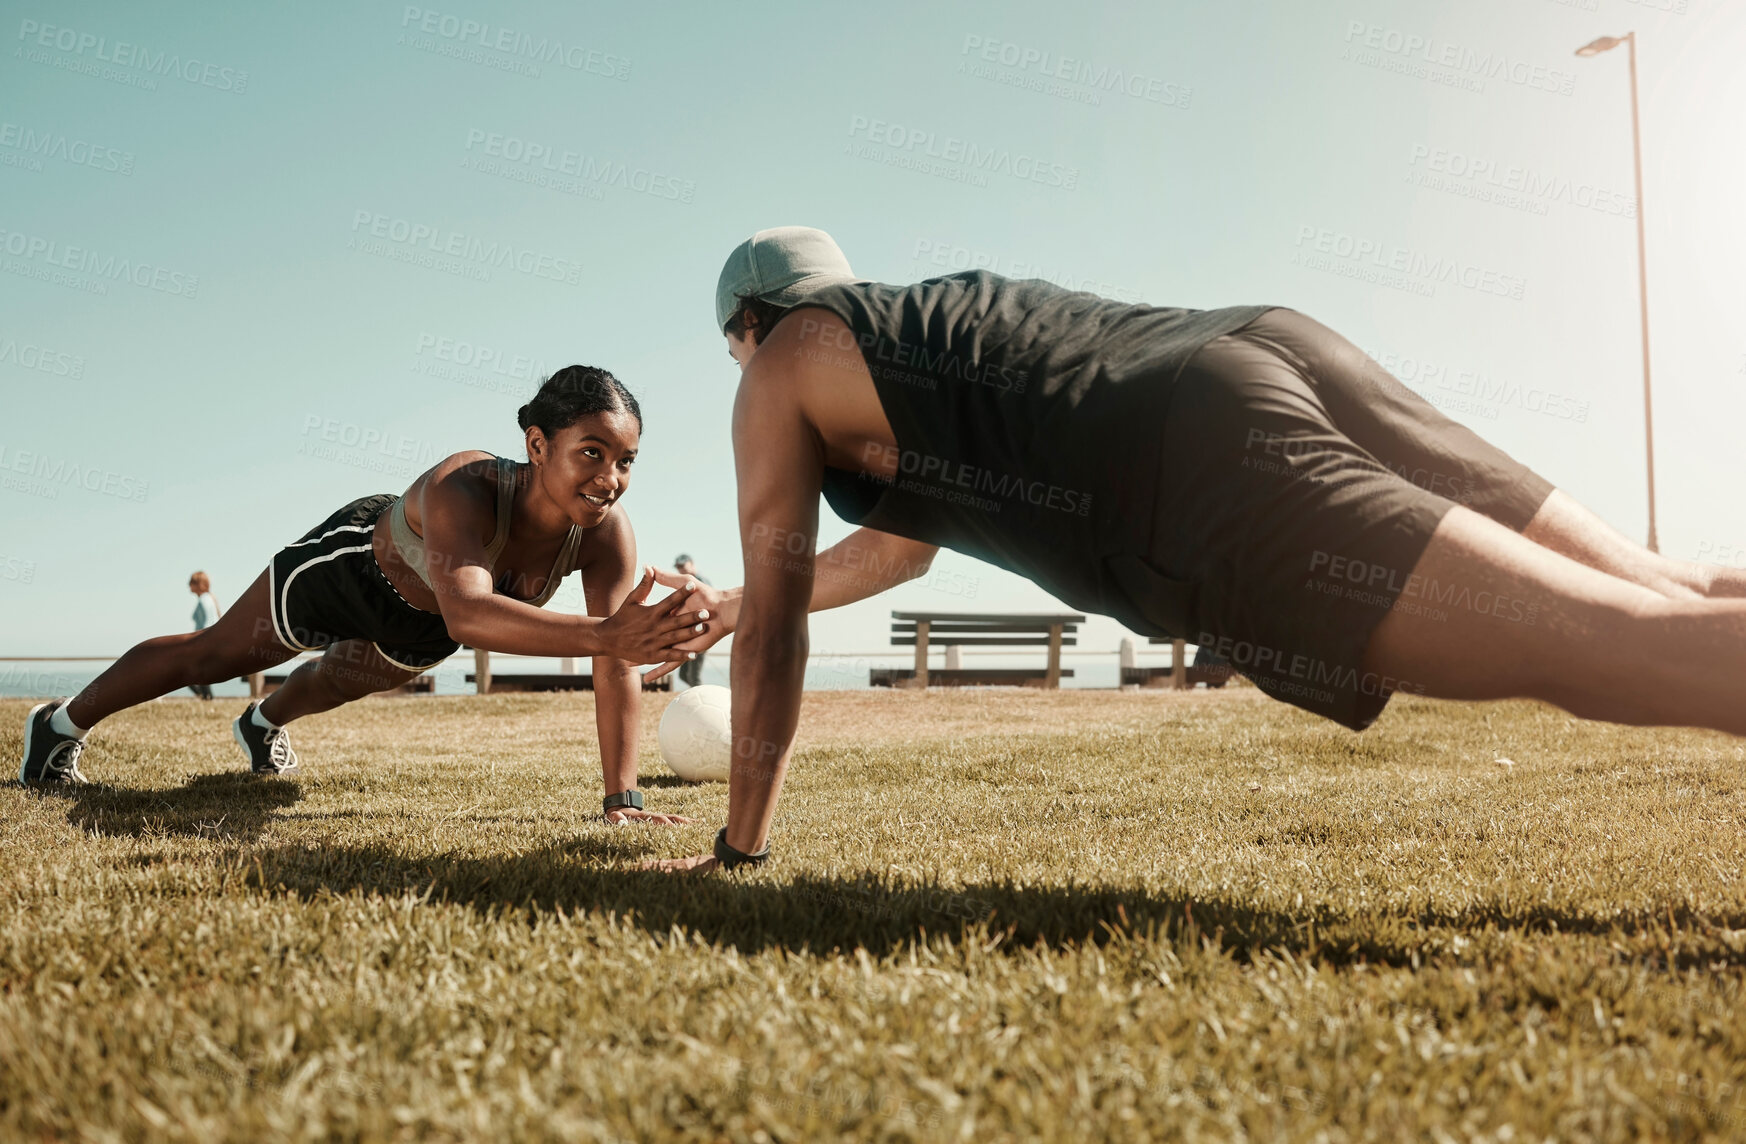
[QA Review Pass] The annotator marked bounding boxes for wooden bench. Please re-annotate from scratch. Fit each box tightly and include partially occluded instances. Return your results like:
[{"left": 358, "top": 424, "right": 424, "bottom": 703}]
[
  {"left": 1120, "top": 638, "right": 1236, "bottom": 689},
  {"left": 870, "top": 611, "right": 1085, "bottom": 690},
  {"left": 465, "top": 649, "right": 671, "bottom": 694}
]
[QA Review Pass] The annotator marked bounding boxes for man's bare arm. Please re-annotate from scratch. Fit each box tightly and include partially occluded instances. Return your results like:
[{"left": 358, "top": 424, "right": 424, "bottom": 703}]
[
  {"left": 642, "top": 527, "right": 937, "bottom": 682},
  {"left": 810, "top": 528, "right": 939, "bottom": 611},
  {"left": 719, "top": 358, "right": 823, "bottom": 856}
]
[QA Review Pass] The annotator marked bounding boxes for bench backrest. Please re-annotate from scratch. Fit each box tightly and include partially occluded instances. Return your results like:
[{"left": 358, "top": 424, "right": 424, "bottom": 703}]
[{"left": 890, "top": 611, "right": 1085, "bottom": 648}]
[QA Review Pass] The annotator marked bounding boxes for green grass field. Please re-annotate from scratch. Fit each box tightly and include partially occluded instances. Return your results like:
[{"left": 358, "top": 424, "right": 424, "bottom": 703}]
[{"left": 3, "top": 687, "right": 1745, "bottom": 1142}]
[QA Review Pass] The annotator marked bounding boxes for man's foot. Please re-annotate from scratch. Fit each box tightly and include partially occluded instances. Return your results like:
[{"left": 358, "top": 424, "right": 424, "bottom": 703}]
[
  {"left": 19, "top": 700, "right": 89, "bottom": 785},
  {"left": 232, "top": 702, "right": 299, "bottom": 775}
]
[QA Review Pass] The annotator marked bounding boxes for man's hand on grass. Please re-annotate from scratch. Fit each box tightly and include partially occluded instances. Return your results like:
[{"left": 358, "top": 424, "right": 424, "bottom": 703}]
[
  {"left": 641, "top": 852, "right": 719, "bottom": 872},
  {"left": 605, "top": 808, "right": 696, "bottom": 826}
]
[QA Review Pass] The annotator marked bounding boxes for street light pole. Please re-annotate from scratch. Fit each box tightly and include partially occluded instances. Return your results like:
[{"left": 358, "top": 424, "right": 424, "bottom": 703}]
[{"left": 1577, "top": 32, "right": 1658, "bottom": 552}]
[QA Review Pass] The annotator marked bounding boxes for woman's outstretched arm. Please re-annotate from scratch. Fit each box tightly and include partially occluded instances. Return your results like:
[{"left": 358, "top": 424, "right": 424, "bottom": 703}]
[{"left": 420, "top": 458, "right": 706, "bottom": 663}]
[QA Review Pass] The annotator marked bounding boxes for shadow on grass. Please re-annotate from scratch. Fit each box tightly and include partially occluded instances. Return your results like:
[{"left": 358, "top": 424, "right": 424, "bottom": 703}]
[
  {"left": 69, "top": 774, "right": 302, "bottom": 841},
  {"left": 236, "top": 841, "right": 1746, "bottom": 968}
]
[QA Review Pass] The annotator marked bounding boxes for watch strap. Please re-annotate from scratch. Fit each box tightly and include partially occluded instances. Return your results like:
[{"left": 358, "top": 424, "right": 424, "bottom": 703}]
[
  {"left": 714, "top": 827, "right": 770, "bottom": 870},
  {"left": 602, "top": 790, "right": 644, "bottom": 813}
]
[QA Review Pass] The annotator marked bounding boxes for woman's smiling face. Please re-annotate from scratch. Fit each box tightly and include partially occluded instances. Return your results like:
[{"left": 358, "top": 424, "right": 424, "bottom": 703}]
[{"left": 529, "top": 409, "right": 639, "bottom": 526}]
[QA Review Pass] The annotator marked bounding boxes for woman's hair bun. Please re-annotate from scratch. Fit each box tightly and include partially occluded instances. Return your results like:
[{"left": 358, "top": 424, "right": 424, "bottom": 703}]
[{"left": 518, "top": 366, "right": 641, "bottom": 441}]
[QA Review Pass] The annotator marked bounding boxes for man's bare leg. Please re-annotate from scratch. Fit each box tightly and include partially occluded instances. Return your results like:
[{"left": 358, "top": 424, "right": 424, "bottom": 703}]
[
  {"left": 1364, "top": 505, "right": 1746, "bottom": 734},
  {"left": 1521, "top": 489, "right": 1746, "bottom": 600}
]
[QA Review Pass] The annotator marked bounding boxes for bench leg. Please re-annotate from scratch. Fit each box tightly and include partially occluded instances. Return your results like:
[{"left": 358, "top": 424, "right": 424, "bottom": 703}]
[
  {"left": 474, "top": 648, "right": 492, "bottom": 695},
  {"left": 913, "top": 620, "right": 930, "bottom": 690},
  {"left": 1172, "top": 639, "right": 1187, "bottom": 690},
  {"left": 1045, "top": 624, "right": 1063, "bottom": 689}
]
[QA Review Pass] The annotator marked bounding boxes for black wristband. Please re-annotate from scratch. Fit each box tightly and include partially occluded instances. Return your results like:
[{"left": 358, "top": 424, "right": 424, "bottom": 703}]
[
  {"left": 603, "top": 790, "right": 644, "bottom": 815},
  {"left": 714, "top": 827, "right": 770, "bottom": 871}
]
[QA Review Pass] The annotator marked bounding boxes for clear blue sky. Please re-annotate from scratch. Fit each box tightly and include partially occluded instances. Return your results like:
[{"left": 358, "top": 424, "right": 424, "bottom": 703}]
[{"left": 3, "top": 0, "right": 1742, "bottom": 664}]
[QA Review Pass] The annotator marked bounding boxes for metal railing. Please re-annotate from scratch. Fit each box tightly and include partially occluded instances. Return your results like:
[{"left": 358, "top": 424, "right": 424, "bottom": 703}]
[{"left": 0, "top": 640, "right": 1200, "bottom": 697}]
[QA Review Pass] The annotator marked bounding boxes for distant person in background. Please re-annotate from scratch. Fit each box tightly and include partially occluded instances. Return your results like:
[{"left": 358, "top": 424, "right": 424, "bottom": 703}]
[
  {"left": 674, "top": 554, "right": 711, "bottom": 687},
  {"left": 186, "top": 572, "right": 221, "bottom": 700}
]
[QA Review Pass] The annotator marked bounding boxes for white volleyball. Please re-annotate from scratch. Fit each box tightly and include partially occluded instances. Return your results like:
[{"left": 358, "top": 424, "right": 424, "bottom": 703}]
[{"left": 658, "top": 684, "right": 733, "bottom": 782}]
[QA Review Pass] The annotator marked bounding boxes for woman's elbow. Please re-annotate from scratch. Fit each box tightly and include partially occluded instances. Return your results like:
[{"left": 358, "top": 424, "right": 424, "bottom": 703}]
[{"left": 440, "top": 599, "right": 490, "bottom": 648}]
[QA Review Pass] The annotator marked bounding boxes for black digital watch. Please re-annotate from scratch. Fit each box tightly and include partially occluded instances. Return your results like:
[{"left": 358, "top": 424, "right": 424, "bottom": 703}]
[{"left": 602, "top": 790, "right": 644, "bottom": 818}]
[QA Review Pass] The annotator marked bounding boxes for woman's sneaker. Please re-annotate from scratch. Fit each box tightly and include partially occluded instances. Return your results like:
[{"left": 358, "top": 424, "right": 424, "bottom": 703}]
[
  {"left": 232, "top": 702, "right": 299, "bottom": 775},
  {"left": 19, "top": 700, "right": 89, "bottom": 785}
]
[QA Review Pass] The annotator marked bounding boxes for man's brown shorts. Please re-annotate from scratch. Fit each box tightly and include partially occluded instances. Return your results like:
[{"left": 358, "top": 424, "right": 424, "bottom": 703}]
[{"left": 1150, "top": 306, "right": 1555, "bottom": 730}]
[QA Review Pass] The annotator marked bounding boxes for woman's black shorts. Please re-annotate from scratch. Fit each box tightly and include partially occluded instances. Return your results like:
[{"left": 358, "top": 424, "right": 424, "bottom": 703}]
[
  {"left": 267, "top": 494, "right": 459, "bottom": 672},
  {"left": 1150, "top": 307, "right": 1555, "bottom": 731}
]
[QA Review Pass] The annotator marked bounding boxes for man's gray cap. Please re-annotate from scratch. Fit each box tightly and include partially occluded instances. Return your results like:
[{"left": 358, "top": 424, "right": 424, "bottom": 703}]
[{"left": 715, "top": 226, "right": 861, "bottom": 331}]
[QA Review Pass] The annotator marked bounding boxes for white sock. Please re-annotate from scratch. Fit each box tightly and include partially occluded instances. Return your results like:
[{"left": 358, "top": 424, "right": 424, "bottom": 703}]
[
  {"left": 250, "top": 703, "right": 281, "bottom": 732},
  {"left": 49, "top": 703, "right": 88, "bottom": 740}
]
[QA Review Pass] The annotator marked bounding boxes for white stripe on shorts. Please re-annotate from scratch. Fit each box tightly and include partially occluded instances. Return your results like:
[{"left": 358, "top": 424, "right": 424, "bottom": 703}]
[
  {"left": 372, "top": 643, "right": 446, "bottom": 673},
  {"left": 272, "top": 542, "right": 374, "bottom": 651},
  {"left": 282, "top": 522, "right": 377, "bottom": 549}
]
